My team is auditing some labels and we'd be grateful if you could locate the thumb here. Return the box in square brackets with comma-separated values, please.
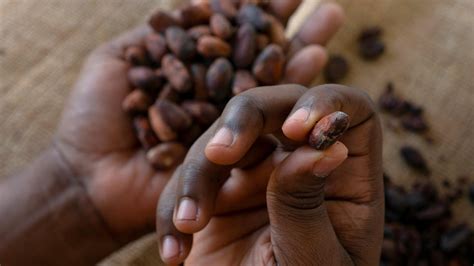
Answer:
[266, 143, 352, 266]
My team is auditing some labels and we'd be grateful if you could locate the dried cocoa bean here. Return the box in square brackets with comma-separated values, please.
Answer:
[237, 4, 270, 32]
[149, 99, 192, 141]
[256, 34, 270, 51]
[233, 23, 257, 68]
[149, 10, 180, 33]
[179, 3, 212, 28]
[146, 142, 187, 170]
[122, 89, 152, 113]
[232, 70, 257, 95]
[210, 0, 238, 19]
[165, 26, 196, 61]
[133, 116, 159, 149]
[324, 55, 349, 83]
[206, 58, 233, 102]
[358, 26, 383, 41]
[158, 83, 181, 102]
[252, 44, 285, 85]
[145, 33, 167, 64]
[161, 54, 193, 93]
[197, 35, 231, 58]
[124, 46, 148, 66]
[308, 111, 350, 150]
[400, 146, 429, 173]
[188, 25, 211, 40]
[181, 101, 220, 126]
[128, 66, 164, 93]
[401, 114, 428, 132]
[210, 14, 233, 39]
[358, 27, 385, 60]
[190, 64, 209, 100]
[267, 15, 288, 49]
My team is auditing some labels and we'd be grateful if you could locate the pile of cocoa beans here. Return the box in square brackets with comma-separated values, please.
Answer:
[122, 0, 294, 170]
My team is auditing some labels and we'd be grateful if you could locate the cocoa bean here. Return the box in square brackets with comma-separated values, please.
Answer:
[128, 66, 164, 93]
[197, 35, 231, 58]
[145, 33, 167, 64]
[233, 23, 257, 68]
[308, 111, 350, 150]
[256, 34, 270, 51]
[206, 58, 233, 102]
[324, 55, 349, 83]
[232, 70, 257, 95]
[267, 15, 288, 49]
[158, 83, 181, 102]
[149, 10, 180, 33]
[149, 99, 192, 141]
[161, 54, 193, 93]
[146, 142, 187, 170]
[400, 146, 429, 173]
[122, 89, 152, 113]
[165, 26, 196, 61]
[179, 3, 212, 28]
[124, 46, 148, 66]
[252, 44, 285, 85]
[133, 116, 159, 150]
[210, 14, 233, 39]
[237, 4, 270, 32]
[190, 64, 209, 100]
[188, 25, 211, 40]
[210, 0, 238, 19]
[181, 101, 220, 126]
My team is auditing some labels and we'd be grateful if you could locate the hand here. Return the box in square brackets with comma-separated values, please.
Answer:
[53, 26, 171, 242]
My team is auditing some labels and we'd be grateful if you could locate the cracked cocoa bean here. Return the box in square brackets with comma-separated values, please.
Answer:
[206, 58, 233, 102]
[145, 33, 167, 64]
[178, 3, 212, 28]
[210, 0, 238, 19]
[161, 54, 193, 93]
[124, 46, 148, 66]
[122, 89, 152, 113]
[133, 116, 159, 149]
[232, 70, 257, 95]
[197, 35, 232, 58]
[146, 142, 187, 170]
[190, 64, 209, 100]
[233, 23, 257, 68]
[128, 66, 164, 93]
[165, 26, 196, 61]
[252, 44, 285, 85]
[309, 111, 350, 150]
[188, 25, 211, 40]
[210, 13, 233, 40]
[149, 10, 180, 33]
[149, 99, 192, 141]
[181, 101, 220, 126]
[237, 4, 270, 31]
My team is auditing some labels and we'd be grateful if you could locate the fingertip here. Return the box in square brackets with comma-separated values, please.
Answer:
[159, 234, 192, 265]
[312, 141, 348, 177]
[282, 105, 323, 141]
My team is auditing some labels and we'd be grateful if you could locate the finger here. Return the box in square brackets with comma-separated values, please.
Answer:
[268, 0, 303, 25]
[205, 84, 307, 165]
[282, 44, 328, 86]
[267, 143, 352, 265]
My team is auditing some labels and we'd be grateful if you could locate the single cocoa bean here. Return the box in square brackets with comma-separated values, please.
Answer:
[188, 25, 211, 40]
[358, 27, 385, 61]
[133, 116, 159, 150]
[181, 101, 220, 126]
[233, 23, 257, 68]
[165, 26, 196, 61]
[128, 67, 164, 93]
[210, 14, 233, 39]
[149, 10, 180, 33]
[145, 33, 167, 64]
[206, 58, 233, 102]
[267, 15, 288, 49]
[197, 35, 231, 58]
[146, 142, 187, 170]
[149, 99, 192, 141]
[237, 4, 270, 32]
[308, 111, 350, 150]
[179, 3, 212, 28]
[256, 34, 270, 51]
[252, 44, 285, 85]
[122, 89, 152, 113]
[161, 54, 193, 93]
[210, 0, 238, 19]
[158, 83, 181, 102]
[179, 124, 204, 147]
[124, 46, 148, 66]
[190, 64, 209, 100]
[324, 55, 349, 83]
[232, 70, 257, 95]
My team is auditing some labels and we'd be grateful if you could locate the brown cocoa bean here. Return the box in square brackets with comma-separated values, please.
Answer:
[181, 101, 220, 126]
[161, 54, 193, 93]
[179, 124, 204, 147]
[210, 0, 238, 19]
[233, 23, 257, 68]
[232, 70, 257, 95]
[165, 26, 196, 61]
[206, 58, 233, 102]
[237, 4, 270, 32]
[124, 46, 148, 66]
[267, 15, 288, 49]
[145, 33, 167, 64]
[133, 116, 159, 150]
[308, 111, 350, 150]
[197, 35, 231, 58]
[149, 99, 192, 141]
[190, 64, 209, 100]
[158, 83, 181, 102]
[179, 3, 212, 28]
[188, 25, 212, 40]
[210, 14, 233, 40]
[146, 142, 187, 170]
[122, 89, 152, 113]
[128, 67, 164, 93]
[149, 10, 180, 33]
[252, 44, 285, 85]
[256, 34, 270, 51]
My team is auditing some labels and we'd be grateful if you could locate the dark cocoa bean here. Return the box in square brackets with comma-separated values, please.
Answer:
[210, 13, 233, 40]
[179, 3, 212, 28]
[210, 0, 238, 19]
[149, 10, 180, 33]
[237, 4, 270, 31]
[232, 70, 257, 95]
[188, 25, 211, 40]
[256, 34, 270, 51]
[161, 54, 193, 93]
[158, 83, 181, 102]
[133, 116, 159, 150]
[400, 146, 429, 173]
[401, 114, 428, 132]
[145, 33, 167, 64]
[309, 111, 350, 150]
[267, 15, 288, 49]
[124, 46, 148, 66]
[181, 101, 220, 126]
[358, 26, 383, 42]
[165, 26, 196, 61]
[197, 35, 231, 58]
[190, 64, 209, 100]
[149, 99, 192, 141]
[128, 66, 164, 93]
[252, 44, 285, 85]
[122, 89, 152, 113]
[146, 142, 187, 170]
[233, 23, 257, 68]
[359, 39, 385, 60]
[206, 57, 233, 102]
[324, 55, 349, 83]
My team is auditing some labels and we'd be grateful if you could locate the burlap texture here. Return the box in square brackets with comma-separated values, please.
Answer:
[1, 0, 473, 265]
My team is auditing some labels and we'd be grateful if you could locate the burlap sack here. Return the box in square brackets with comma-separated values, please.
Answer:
[1, 0, 473, 265]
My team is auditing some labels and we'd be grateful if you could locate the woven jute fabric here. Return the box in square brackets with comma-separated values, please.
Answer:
[1, 0, 473, 265]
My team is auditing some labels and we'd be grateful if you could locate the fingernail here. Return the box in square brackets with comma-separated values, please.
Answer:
[312, 142, 348, 176]
[208, 127, 234, 147]
[162, 235, 179, 259]
[177, 197, 198, 221]
[287, 108, 310, 122]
